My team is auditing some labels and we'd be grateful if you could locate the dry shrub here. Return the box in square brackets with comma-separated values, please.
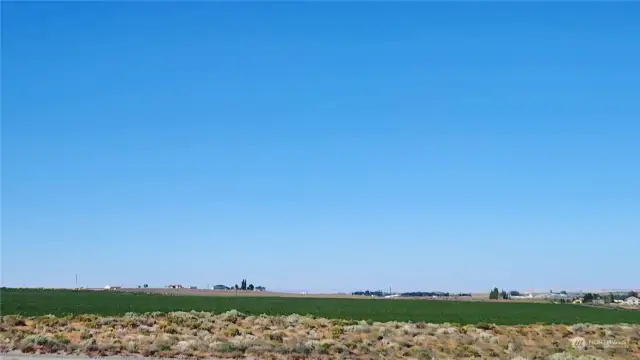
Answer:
[1, 310, 639, 359]
[2, 315, 27, 326]
[266, 331, 285, 342]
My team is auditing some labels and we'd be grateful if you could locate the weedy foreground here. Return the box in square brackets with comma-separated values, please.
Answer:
[1, 311, 639, 359]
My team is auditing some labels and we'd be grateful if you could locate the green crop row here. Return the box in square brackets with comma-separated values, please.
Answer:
[2, 288, 639, 325]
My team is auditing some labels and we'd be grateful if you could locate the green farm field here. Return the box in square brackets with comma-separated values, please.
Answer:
[2, 288, 639, 325]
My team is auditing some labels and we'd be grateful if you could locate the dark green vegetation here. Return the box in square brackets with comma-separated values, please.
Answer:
[2, 288, 639, 325]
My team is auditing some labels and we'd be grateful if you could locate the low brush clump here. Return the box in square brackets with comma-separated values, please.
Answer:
[0, 312, 638, 359]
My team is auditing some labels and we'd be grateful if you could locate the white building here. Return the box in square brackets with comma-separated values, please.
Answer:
[624, 296, 640, 305]
[511, 293, 534, 299]
[535, 293, 566, 300]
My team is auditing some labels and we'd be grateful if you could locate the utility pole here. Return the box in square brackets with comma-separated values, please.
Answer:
[75, 274, 78, 287]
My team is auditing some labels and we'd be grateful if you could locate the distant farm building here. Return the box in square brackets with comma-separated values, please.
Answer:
[511, 293, 534, 300]
[255, 286, 266, 291]
[534, 293, 567, 300]
[624, 296, 640, 306]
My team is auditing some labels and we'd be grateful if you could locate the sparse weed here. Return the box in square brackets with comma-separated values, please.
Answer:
[266, 331, 285, 342]
[223, 327, 240, 337]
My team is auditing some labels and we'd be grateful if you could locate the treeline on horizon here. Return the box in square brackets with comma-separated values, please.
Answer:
[351, 290, 472, 297]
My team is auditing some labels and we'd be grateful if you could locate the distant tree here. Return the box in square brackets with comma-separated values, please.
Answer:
[241, 279, 247, 290]
[500, 290, 509, 300]
[248, 284, 254, 291]
[509, 291, 521, 297]
[489, 287, 500, 300]
[628, 291, 638, 298]
[143, 284, 149, 288]
[583, 293, 594, 303]
[234, 284, 239, 290]
[609, 293, 615, 303]
[560, 291, 567, 295]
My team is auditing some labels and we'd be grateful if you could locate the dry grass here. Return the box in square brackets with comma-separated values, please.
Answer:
[1, 311, 638, 359]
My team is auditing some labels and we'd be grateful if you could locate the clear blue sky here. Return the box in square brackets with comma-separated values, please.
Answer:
[2, 3, 638, 294]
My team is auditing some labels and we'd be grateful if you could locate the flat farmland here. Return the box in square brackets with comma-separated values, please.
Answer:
[110, 288, 530, 302]
[114, 287, 365, 298]
[2, 288, 639, 325]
